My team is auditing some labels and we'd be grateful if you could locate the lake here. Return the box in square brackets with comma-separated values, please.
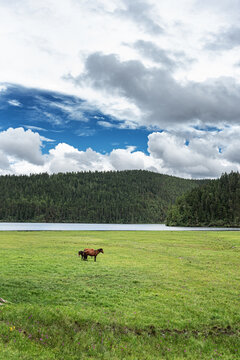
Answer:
[0, 222, 239, 231]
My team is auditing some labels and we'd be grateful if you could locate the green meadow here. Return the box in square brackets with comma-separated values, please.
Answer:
[0, 231, 240, 359]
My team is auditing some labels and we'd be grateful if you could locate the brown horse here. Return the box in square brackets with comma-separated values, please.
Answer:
[83, 248, 104, 262]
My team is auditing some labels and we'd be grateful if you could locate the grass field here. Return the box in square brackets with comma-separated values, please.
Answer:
[0, 230, 240, 359]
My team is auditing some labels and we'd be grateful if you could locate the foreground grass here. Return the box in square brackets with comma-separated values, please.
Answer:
[0, 231, 240, 359]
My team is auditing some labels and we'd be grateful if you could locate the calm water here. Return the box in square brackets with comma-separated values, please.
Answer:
[0, 222, 239, 231]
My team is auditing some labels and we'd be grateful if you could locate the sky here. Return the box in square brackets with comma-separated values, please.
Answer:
[0, 0, 240, 178]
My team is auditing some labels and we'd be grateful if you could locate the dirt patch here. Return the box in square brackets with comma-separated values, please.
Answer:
[73, 320, 238, 338]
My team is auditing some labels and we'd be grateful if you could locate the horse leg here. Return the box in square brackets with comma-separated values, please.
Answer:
[94, 255, 96, 262]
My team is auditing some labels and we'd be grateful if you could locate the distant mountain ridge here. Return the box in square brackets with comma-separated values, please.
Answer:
[166, 172, 240, 227]
[0, 170, 206, 223]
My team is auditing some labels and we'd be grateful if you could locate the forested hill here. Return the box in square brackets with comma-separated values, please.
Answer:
[166, 172, 240, 227]
[0, 170, 205, 223]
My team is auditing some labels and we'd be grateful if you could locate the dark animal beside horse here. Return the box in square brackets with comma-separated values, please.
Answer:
[83, 248, 104, 262]
[78, 250, 87, 260]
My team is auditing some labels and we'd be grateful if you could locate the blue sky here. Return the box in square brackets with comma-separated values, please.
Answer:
[0, 0, 240, 178]
[0, 84, 152, 155]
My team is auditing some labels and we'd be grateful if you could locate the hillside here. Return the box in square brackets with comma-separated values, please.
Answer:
[166, 172, 240, 227]
[0, 170, 205, 223]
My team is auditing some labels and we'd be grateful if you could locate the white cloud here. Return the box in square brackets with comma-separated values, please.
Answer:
[8, 99, 21, 107]
[70, 52, 240, 129]
[1, 126, 239, 178]
[0, 150, 10, 171]
[46, 143, 163, 174]
[0, 0, 239, 99]
[23, 125, 47, 131]
[109, 146, 159, 171]
[0, 84, 7, 92]
[42, 112, 63, 125]
[43, 129, 240, 177]
[97, 121, 115, 128]
[148, 128, 240, 178]
[75, 129, 96, 137]
[97, 120, 132, 129]
[47, 143, 113, 173]
[47, 101, 90, 122]
[1, 1, 240, 178]
[0, 127, 45, 167]
[39, 135, 55, 143]
[115, 0, 164, 35]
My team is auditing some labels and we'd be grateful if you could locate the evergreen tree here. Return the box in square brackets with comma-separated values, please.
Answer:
[0, 170, 204, 223]
[166, 172, 240, 227]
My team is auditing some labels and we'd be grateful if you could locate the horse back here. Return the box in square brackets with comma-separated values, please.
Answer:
[84, 248, 95, 256]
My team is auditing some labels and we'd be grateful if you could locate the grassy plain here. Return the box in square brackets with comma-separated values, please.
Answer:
[0, 230, 240, 359]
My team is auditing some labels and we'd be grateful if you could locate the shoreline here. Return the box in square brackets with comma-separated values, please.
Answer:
[0, 222, 239, 231]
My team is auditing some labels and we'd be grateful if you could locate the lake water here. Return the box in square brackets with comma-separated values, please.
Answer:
[0, 222, 239, 231]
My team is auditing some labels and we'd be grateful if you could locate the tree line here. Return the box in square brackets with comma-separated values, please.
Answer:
[166, 172, 240, 227]
[0, 170, 204, 223]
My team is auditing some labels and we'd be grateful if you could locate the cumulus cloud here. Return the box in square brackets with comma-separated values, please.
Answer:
[48, 144, 113, 173]
[148, 128, 240, 178]
[46, 144, 163, 174]
[148, 132, 219, 178]
[36, 127, 240, 178]
[0, 150, 10, 170]
[1, 126, 240, 178]
[0, 127, 45, 166]
[68, 52, 240, 128]
[1, 1, 240, 180]
[109, 146, 159, 171]
[0, 0, 239, 105]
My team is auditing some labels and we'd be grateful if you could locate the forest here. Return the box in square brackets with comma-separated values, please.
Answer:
[0, 170, 205, 223]
[166, 172, 240, 227]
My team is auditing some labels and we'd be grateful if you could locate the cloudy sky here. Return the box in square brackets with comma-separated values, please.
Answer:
[0, 0, 240, 178]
